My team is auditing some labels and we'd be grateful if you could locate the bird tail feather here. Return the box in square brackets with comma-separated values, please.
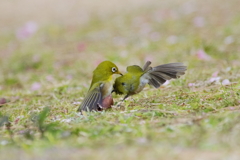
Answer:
[142, 61, 152, 72]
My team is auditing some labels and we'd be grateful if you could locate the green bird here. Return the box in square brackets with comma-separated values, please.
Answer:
[113, 61, 187, 100]
[77, 61, 122, 112]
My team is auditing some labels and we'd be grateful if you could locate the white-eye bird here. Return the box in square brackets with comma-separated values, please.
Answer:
[77, 61, 122, 112]
[113, 61, 187, 100]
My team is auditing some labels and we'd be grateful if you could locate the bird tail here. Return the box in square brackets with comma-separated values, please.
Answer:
[142, 61, 152, 72]
[143, 61, 187, 88]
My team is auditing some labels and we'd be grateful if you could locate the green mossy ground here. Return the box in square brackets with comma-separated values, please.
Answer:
[1, 0, 240, 159]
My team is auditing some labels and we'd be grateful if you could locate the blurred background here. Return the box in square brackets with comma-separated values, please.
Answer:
[1, 1, 240, 159]
[0, 0, 240, 91]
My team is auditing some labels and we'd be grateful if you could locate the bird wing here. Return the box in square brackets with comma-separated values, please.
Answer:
[142, 62, 187, 88]
[77, 83, 103, 112]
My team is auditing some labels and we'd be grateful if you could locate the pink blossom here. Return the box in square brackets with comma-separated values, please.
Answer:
[188, 83, 195, 87]
[212, 71, 219, 77]
[77, 42, 86, 52]
[46, 75, 54, 82]
[226, 107, 235, 111]
[209, 77, 221, 83]
[193, 16, 205, 27]
[222, 79, 230, 86]
[16, 21, 38, 40]
[31, 82, 41, 91]
[73, 102, 81, 105]
[196, 50, 211, 61]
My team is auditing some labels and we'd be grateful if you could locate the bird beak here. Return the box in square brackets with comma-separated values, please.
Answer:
[117, 71, 123, 76]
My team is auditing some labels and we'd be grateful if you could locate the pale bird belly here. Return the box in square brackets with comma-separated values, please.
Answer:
[134, 76, 148, 94]
[98, 82, 114, 110]
[101, 82, 113, 98]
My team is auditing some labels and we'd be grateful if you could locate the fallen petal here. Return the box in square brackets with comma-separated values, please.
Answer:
[16, 21, 38, 40]
[31, 82, 41, 91]
[46, 75, 54, 82]
[222, 79, 231, 85]
[196, 49, 212, 61]
[209, 77, 221, 83]
[212, 71, 219, 77]
[193, 16, 205, 27]
[188, 83, 195, 87]
[73, 102, 81, 105]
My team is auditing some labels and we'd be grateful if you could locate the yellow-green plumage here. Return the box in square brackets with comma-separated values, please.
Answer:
[77, 61, 122, 112]
[113, 61, 187, 100]
[113, 65, 144, 97]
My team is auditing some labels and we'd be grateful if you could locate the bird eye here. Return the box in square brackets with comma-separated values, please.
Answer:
[121, 82, 125, 86]
[112, 67, 117, 73]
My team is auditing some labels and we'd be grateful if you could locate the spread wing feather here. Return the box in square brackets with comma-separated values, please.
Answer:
[144, 62, 187, 88]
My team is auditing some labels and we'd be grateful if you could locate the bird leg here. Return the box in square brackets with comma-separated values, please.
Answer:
[115, 95, 129, 108]
[122, 94, 129, 101]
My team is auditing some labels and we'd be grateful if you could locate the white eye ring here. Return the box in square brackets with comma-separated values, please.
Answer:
[112, 67, 117, 72]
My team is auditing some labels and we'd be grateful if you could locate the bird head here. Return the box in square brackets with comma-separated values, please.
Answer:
[113, 76, 127, 95]
[94, 61, 122, 77]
